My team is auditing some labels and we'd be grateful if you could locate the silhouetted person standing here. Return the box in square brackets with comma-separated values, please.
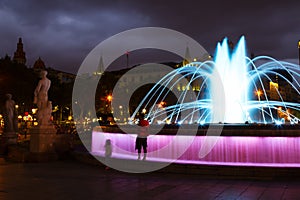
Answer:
[104, 139, 112, 170]
[135, 114, 149, 160]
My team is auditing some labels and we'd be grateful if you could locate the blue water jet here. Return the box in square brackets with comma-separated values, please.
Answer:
[131, 36, 300, 124]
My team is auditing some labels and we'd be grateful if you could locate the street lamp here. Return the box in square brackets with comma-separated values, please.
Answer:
[256, 90, 262, 122]
[31, 108, 38, 126]
[106, 95, 112, 115]
[256, 90, 262, 101]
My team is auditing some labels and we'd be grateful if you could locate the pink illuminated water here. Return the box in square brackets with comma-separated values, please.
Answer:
[92, 131, 300, 167]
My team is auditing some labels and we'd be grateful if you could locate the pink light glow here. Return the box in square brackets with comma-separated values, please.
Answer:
[92, 131, 300, 167]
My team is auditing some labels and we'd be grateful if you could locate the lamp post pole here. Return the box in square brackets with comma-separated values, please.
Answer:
[256, 90, 262, 122]
[298, 40, 300, 66]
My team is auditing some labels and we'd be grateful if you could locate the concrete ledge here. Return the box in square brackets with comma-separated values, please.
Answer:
[96, 124, 300, 136]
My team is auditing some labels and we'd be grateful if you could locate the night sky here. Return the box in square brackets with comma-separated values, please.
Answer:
[0, 0, 299, 73]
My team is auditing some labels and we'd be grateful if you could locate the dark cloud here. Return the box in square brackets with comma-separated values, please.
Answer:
[0, 0, 299, 73]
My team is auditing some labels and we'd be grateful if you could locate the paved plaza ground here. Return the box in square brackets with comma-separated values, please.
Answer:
[1, 158, 300, 200]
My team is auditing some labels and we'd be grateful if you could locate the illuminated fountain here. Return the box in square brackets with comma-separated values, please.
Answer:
[130, 36, 300, 124]
[92, 36, 300, 171]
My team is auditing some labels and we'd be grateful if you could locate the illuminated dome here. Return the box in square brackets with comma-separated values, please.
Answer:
[33, 57, 46, 70]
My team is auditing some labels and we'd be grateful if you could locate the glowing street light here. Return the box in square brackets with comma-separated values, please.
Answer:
[32, 108, 38, 114]
[158, 101, 166, 108]
[68, 115, 72, 121]
[256, 90, 262, 101]
[107, 95, 112, 102]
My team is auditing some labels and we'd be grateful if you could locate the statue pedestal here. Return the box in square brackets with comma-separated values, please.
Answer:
[29, 125, 58, 161]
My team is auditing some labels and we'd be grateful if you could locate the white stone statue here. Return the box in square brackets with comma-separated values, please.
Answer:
[3, 93, 18, 133]
[33, 70, 52, 126]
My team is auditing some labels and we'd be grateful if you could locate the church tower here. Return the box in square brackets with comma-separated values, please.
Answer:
[94, 55, 104, 75]
[13, 37, 26, 65]
[182, 46, 192, 66]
